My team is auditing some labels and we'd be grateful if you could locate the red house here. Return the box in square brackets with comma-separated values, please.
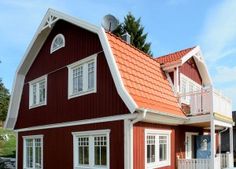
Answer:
[5, 9, 234, 169]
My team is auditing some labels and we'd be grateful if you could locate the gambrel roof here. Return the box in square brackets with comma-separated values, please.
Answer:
[5, 9, 189, 129]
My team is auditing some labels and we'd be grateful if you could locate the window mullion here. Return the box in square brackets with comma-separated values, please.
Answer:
[89, 136, 94, 167]
[83, 63, 88, 91]
[156, 135, 159, 164]
[33, 139, 35, 168]
[36, 83, 39, 105]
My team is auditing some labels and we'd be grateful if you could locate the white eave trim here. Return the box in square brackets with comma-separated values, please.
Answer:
[98, 28, 137, 113]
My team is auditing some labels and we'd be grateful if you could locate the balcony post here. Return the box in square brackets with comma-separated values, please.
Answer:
[229, 126, 234, 167]
[211, 118, 215, 169]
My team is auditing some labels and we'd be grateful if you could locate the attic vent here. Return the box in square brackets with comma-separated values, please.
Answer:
[121, 32, 131, 44]
[50, 34, 65, 53]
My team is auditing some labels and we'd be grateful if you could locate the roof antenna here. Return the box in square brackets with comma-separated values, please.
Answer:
[101, 14, 119, 32]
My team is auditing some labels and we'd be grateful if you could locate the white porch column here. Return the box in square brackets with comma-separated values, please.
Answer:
[211, 118, 215, 169]
[174, 67, 179, 93]
[229, 126, 234, 167]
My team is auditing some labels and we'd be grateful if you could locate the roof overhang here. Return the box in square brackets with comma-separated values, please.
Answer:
[161, 46, 212, 86]
[5, 9, 138, 129]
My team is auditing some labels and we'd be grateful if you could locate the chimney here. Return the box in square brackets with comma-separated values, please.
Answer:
[121, 32, 131, 44]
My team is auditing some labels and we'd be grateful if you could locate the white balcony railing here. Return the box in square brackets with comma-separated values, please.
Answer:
[178, 86, 232, 117]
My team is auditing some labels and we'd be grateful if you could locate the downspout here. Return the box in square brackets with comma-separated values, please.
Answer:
[126, 109, 147, 169]
[218, 127, 228, 154]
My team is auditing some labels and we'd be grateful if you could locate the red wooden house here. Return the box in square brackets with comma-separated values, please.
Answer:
[5, 9, 234, 169]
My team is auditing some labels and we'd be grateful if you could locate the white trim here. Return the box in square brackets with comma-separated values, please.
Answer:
[6, 9, 138, 129]
[23, 135, 44, 169]
[50, 33, 65, 53]
[15, 113, 138, 132]
[124, 119, 132, 169]
[184, 114, 211, 124]
[67, 54, 97, 99]
[185, 132, 199, 159]
[214, 119, 233, 128]
[98, 28, 137, 113]
[72, 129, 110, 169]
[145, 129, 171, 169]
[29, 75, 47, 109]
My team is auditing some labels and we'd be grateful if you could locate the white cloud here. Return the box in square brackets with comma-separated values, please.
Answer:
[213, 66, 236, 84]
[199, 0, 236, 62]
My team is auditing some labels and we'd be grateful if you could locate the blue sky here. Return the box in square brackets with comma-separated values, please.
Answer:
[0, 0, 236, 109]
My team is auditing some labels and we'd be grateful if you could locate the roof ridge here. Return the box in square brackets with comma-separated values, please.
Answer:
[156, 46, 195, 60]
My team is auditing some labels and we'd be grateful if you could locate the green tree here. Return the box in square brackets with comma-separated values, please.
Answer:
[0, 79, 10, 121]
[113, 12, 152, 56]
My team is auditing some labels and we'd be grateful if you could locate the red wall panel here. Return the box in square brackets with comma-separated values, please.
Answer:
[133, 122, 203, 169]
[15, 21, 129, 129]
[17, 121, 124, 169]
[180, 58, 202, 85]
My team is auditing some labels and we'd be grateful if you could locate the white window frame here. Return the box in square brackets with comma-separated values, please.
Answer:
[180, 73, 202, 104]
[67, 54, 97, 99]
[145, 129, 171, 169]
[72, 129, 110, 169]
[23, 135, 44, 169]
[29, 75, 47, 109]
[50, 34, 65, 53]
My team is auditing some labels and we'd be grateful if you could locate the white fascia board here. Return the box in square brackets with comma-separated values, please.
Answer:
[184, 114, 211, 124]
[98, 28, 137, 113]
[15, 113, 138, 132]
[181, 46, 212, 86]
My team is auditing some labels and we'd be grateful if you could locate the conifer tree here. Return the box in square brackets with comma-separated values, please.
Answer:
[0, 79, 10, 121]
[113, 12, 152, 56]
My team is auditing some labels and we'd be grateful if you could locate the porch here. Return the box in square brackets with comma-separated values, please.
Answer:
[178, 86, 234, 169]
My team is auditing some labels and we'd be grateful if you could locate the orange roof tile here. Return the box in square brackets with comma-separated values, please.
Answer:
[155, 47, 194, 64]
[106, 32, 185, 117]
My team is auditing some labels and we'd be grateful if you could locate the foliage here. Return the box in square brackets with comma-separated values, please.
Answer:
[0, 128, 16, 158]
[0, 79, 10, 122]
[113, 12, 152, 56]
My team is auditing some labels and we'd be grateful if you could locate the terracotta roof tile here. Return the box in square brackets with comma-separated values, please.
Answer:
[106, 32, 185, 117]
[155, 47, 195, 64]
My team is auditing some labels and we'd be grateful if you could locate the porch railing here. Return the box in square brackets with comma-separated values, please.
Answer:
[178, 158, 210, 169]
[178, 86, 232, 117]
[178, 153, 232, 169]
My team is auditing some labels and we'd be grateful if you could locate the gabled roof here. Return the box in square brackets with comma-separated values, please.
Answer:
[156, 47, 195, 64]
[106, 33, 185, 117]
[5, 9, 186, 129]
[155, 46, 212, 86]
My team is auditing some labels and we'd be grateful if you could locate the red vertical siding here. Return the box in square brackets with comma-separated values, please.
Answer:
[15, 21, 129, 129]
[133, 122, 204, 169]
[17, 121, 124, 169]
[179, 58, 202, 85]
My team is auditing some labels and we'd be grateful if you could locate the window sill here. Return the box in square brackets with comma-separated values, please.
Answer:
[68, 89, 96, 99]
[29, 102, 46, 109]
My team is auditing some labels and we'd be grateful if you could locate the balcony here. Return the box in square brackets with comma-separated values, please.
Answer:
[178, 86, 232, 118]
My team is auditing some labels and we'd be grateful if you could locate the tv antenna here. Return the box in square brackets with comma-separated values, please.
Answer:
[101, 14, 119, 32]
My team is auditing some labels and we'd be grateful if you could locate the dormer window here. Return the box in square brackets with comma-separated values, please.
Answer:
[50, 34, 65, 53]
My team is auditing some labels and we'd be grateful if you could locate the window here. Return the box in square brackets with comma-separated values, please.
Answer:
[68, 54, 97, 99]
[50, 34, 65, 53]
[72, 130, 110, 169]
[23, 135, 43, 169]
[29, 75, 47, 108]
[145, 129, 171, 168]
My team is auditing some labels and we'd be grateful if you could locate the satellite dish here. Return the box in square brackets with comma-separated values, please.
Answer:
[102, 14, 119, 32]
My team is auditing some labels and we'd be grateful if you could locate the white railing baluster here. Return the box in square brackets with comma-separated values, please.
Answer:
[178, 87, 232, 117]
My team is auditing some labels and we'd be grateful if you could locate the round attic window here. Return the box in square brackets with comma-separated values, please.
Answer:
[50, 34, 65, 53]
